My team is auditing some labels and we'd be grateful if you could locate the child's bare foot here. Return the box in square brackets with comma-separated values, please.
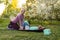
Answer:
[38, 25, 45, 30]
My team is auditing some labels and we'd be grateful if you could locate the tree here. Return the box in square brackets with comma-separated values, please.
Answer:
[36, 0, 59, 20]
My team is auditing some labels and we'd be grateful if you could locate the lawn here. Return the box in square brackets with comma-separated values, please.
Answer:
[0, 18, 60, 40]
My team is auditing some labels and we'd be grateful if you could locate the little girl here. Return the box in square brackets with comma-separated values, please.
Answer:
[8, 8, 25, 30]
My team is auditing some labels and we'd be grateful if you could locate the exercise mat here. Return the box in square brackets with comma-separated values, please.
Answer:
[19, 30, 43, 32]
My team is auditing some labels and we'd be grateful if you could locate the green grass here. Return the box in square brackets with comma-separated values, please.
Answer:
[0, 18, 60, 40]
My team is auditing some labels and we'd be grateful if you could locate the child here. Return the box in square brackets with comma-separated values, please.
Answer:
[8, 8, 25, 30]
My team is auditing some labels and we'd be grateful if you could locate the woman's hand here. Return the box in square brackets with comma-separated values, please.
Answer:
[19, 26, 23, 30]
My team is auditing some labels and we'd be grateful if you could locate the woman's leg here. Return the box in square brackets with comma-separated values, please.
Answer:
[8, 22, 20, 30]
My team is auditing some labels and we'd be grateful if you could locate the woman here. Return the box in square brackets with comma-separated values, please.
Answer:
[8, 8, 25, 30]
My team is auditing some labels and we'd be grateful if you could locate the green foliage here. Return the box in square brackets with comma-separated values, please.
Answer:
[1, 0, 60, 23]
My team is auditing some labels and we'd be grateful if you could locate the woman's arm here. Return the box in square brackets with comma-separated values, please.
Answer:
[17, 14, 24, 30]
[19, 20, 24, 30]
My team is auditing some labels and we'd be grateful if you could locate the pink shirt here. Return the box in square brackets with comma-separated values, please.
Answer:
[12, 13, 24, 26]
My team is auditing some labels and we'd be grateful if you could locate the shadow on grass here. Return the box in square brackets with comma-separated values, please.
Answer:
[0, 28, 43, 33]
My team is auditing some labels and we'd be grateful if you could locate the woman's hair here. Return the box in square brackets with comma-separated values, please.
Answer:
[20, 8, 25, 14]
